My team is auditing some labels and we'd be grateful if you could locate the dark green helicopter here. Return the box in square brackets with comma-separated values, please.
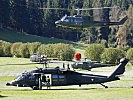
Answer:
[71, 58, 115, 71]
[40, 7, 128, 29]
[71, 53, 115, 71]
[55, 14, 127, 29]
[6, 58, 129, 90]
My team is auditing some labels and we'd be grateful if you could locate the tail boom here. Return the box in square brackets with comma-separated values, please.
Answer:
[108, 58, 129, 79]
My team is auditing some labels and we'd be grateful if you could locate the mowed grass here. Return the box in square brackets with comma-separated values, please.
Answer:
[1, 88, 133, 100]
[0, 57, 133, 100]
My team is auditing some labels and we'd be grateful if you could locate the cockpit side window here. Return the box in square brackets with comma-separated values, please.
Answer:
[63, 18, 69, 22]
[74, 18, 82, 22]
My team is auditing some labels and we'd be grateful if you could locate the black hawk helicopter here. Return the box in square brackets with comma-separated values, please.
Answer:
[6, 58, 129, 90]
[40, 7, 128, 29]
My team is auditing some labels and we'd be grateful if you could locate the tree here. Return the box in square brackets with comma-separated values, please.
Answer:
[0, 0, 10, 28]
[85, 44, 104, 61]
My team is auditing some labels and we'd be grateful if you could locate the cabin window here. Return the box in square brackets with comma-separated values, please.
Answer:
[59, 75, 65, 81]
[74, 18, 82, 22]
[52, 74, 58, 81]
[52, 74, 65, 82]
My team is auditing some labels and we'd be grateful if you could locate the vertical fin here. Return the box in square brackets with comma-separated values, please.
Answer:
[108, 58, 129, 78]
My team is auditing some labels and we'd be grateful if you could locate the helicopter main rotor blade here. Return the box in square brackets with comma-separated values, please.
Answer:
[40, 6, 119, 11]
[75, 6, 119, 11]
[0, 61, 73, 66]
[39, 8, 70, 11]
[0, 62, 43, 66]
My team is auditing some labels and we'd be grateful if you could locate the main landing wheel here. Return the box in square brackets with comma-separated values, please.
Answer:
[32, 86, 39, 90]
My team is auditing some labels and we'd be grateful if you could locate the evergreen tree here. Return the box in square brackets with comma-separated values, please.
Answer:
[0, 0, 10, 28]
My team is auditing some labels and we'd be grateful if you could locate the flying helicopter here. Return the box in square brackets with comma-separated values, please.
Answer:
[71, 53, 115, 71]
[6, 58, 129, 90]
[40, 7, 128, 29]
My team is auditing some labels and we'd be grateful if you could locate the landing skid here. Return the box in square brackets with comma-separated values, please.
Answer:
[100, 83, 108, 88]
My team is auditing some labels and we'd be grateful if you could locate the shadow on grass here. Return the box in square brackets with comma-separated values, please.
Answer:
[42, 88, 97, 91]
[0, 95, 8, 98]
[4, 88, 98, 91]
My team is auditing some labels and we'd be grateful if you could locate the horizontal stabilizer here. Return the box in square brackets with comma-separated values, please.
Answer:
[119, 16, 128, 25]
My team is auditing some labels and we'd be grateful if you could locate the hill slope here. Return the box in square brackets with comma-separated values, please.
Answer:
[0, 28, 73, 44]
[0, 28, 87, 49]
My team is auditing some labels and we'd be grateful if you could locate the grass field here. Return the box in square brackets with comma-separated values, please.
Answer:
[0, 57, 133, 100]
[0, 28, 71, 44]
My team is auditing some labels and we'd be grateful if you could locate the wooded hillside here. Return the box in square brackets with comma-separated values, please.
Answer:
[0, 0, 132, 47]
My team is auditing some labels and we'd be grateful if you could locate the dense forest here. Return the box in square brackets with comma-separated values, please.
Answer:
[0, 0, 133, 47]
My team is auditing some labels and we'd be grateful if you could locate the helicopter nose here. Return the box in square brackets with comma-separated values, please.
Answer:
[6, 80, 17, 86]
[6, 82, 11, 86]
[55, 20, 61, 25]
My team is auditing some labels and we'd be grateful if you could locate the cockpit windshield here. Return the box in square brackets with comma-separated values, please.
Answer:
[16, 74, 25, 81]
[61, 15, 67, 21]
[16, 72, 34, 81]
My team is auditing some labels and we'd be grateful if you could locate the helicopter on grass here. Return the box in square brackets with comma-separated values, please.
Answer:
[71, 53, 115, 71]
[40, 7, 128, 29]
[29, 53, 115, 71]
[30, 53, 58, 63]
[6, 58, 129, 90]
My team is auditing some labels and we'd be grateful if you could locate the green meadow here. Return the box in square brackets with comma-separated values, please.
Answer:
[0, 57, 133, 100]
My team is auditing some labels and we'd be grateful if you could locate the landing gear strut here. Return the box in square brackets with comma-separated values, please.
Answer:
[100, 83, 108, 88]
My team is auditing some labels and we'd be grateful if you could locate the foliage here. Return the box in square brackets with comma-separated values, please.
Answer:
[11, 42, 23, 57]
[38, 43, 75, 60]
[19, 43, 30, 58]
[0, 0, 132, 44]
[126, 48, 133, 60]
[38, 44, 54, 57]
[1, 41, 12, 56]
[85, 44, 104, 61]
[28, 42, 41, 55]
[53, 43, 75, 61]
[108, 43, 116, 48]
[0, 40, 12, 57]
[0, 41, 4, 56]
[101, 48, 125, 64]
[100, 40, 108, 48]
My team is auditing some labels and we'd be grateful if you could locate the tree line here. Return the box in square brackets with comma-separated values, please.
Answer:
[0, 40, 133, 64]
[0, 0, 132, 47]
[0, 40, 75, 61]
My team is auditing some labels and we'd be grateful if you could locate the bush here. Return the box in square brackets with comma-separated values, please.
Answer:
[11, 42, 23, 57]
[108, 43, 116, 48]
[19, 43, 30, 58]
[0, 45, 3, 56]
[54, 43, 75, 61]
[0, 40, 12, 57]
[126, 48, 133, 60]
[118, 46, 130, 52]
[38, 44, 54, 57]
[1, 41, 12, 57]
[28, 42, 41, 55]
[101, 48, 125, 64]
[85, 44, 104, 61]
[38, 43, 75, 61]
[0, 40, 4, 56]
[100, 40, 108, 48]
